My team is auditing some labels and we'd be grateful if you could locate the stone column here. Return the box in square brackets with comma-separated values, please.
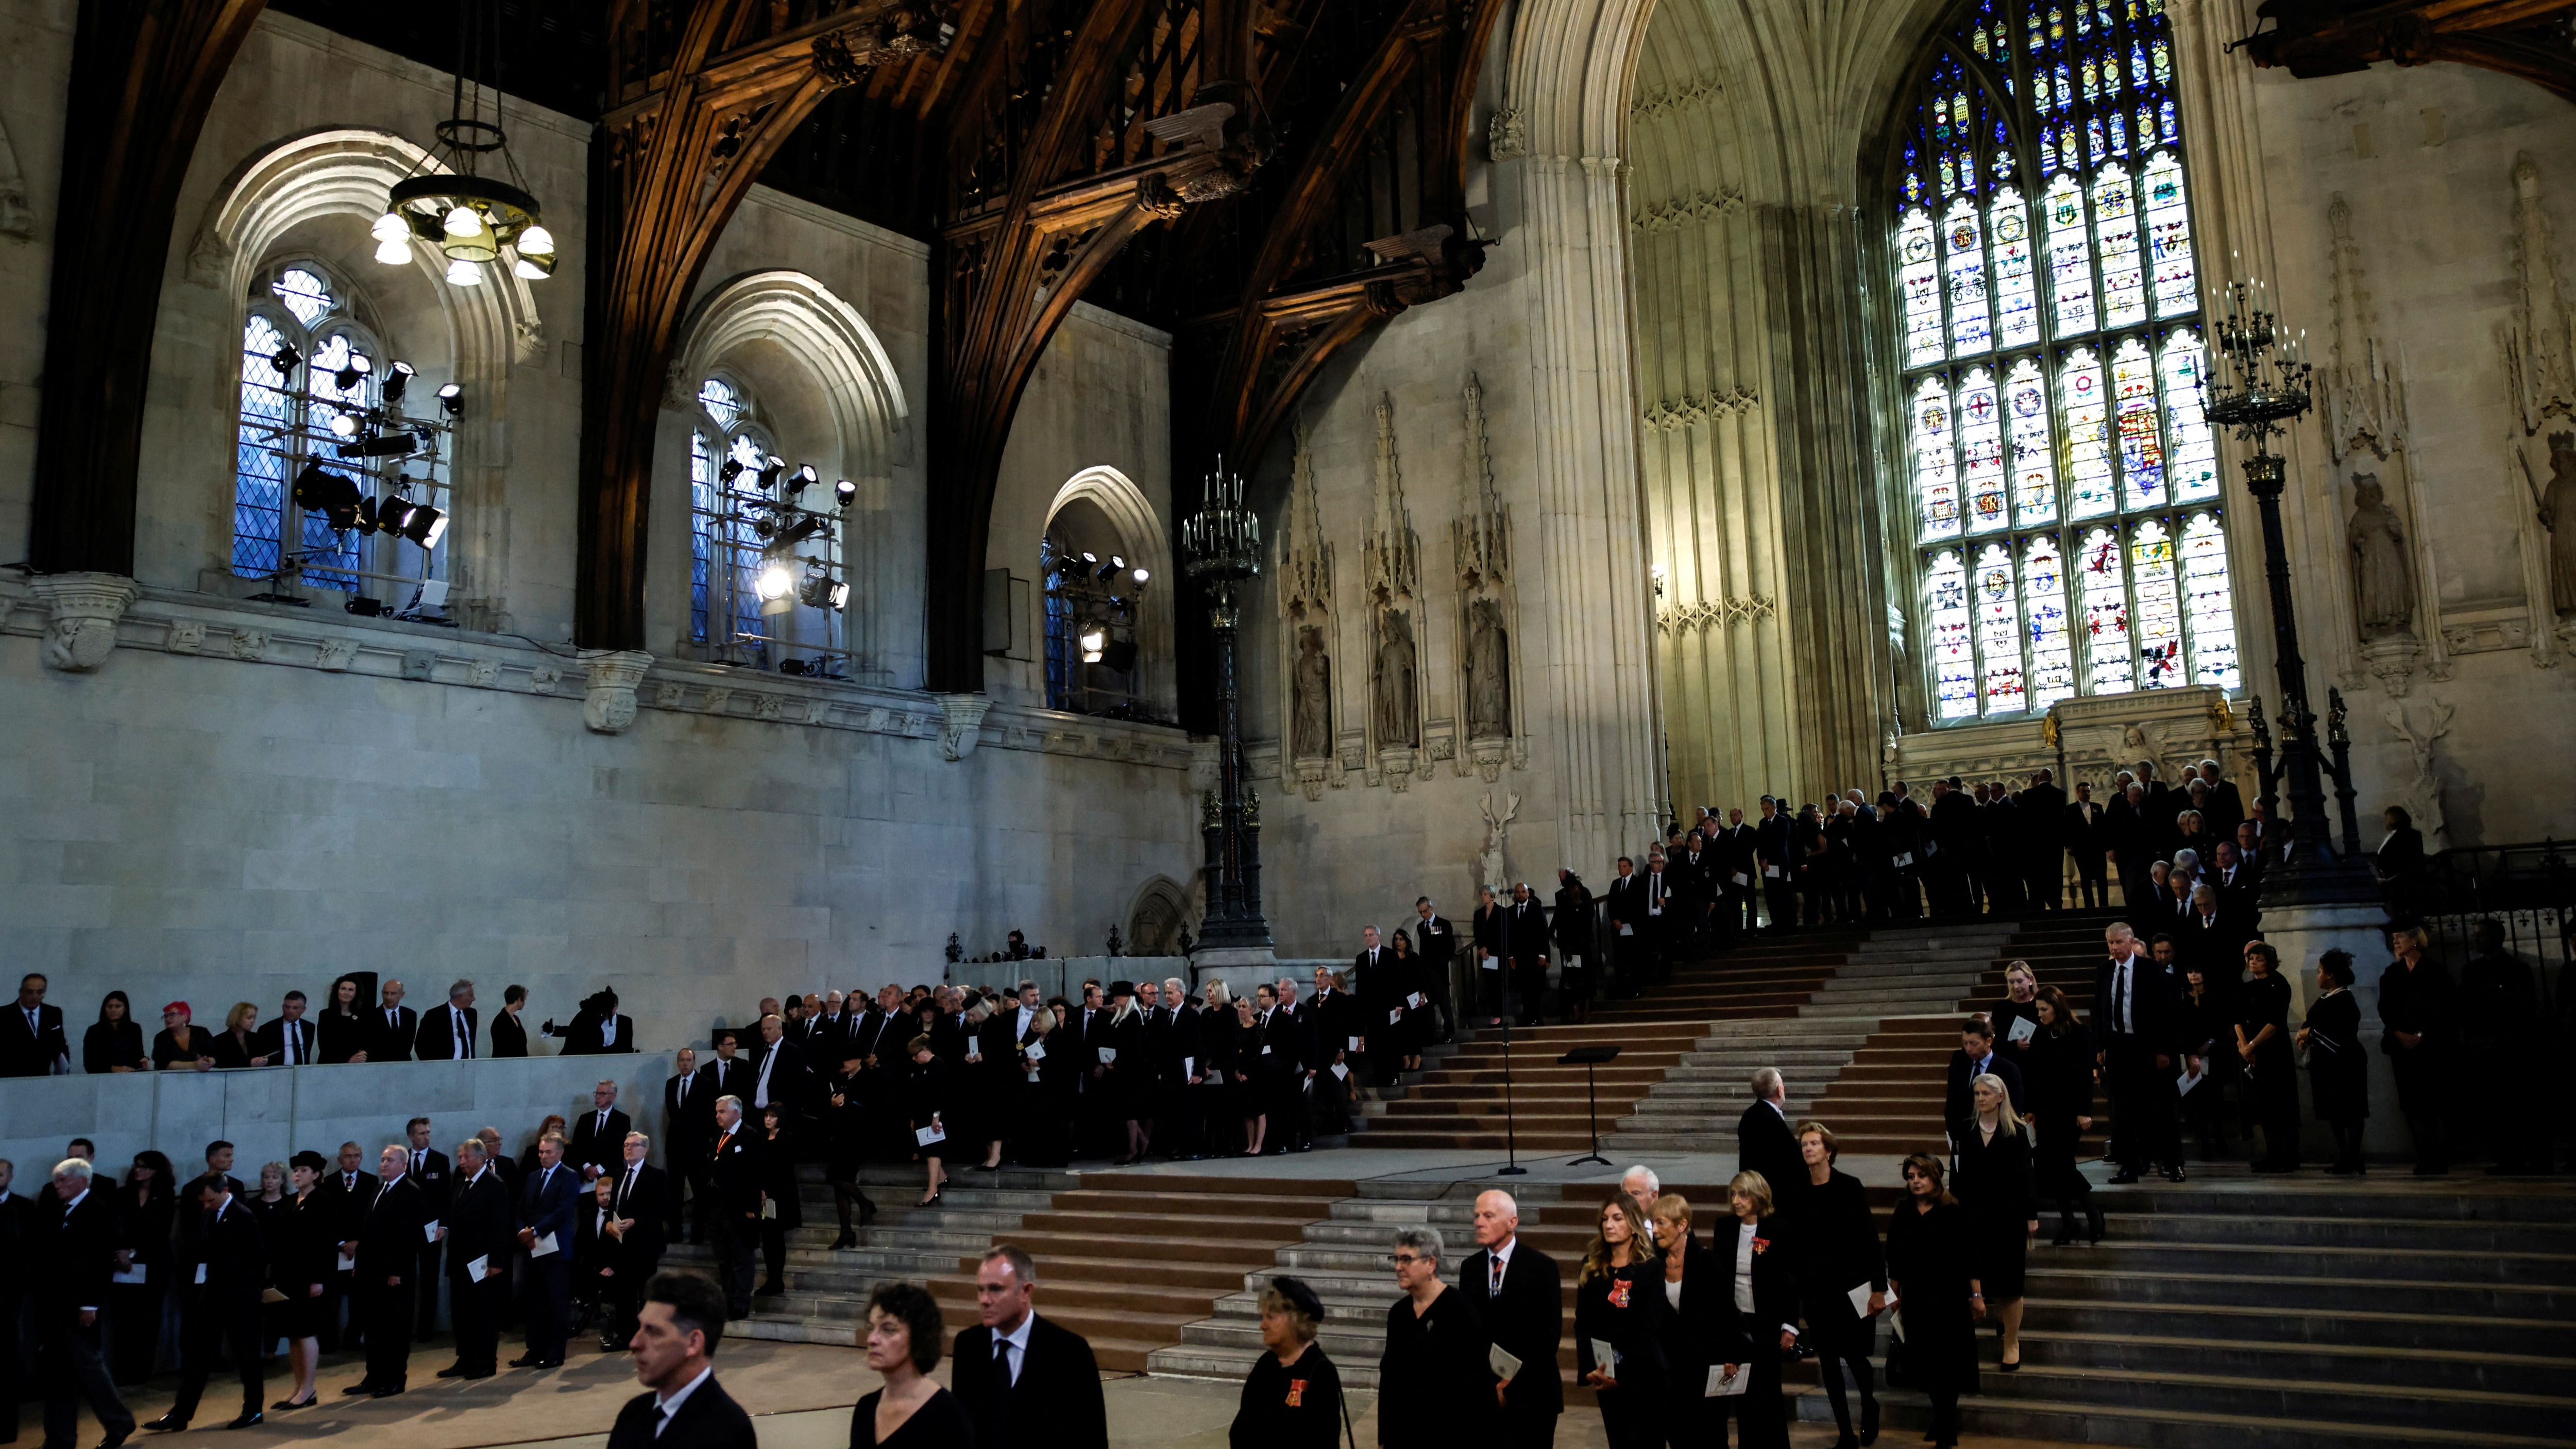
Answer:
[579, 649, 654, 734]
[29, 572, 141, 672]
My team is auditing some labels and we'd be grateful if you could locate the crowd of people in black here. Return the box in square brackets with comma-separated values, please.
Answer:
[0, 975, 642, 1078]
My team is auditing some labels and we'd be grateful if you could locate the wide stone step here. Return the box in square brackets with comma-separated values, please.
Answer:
[2023, 1264, 2576, 1318]
[1972, 1361, 2575, 1438]
[2020, 1329, 2576, 1398]
[2022, 1296, 2576, 1357]
[1803, 1378, 2574, 1447]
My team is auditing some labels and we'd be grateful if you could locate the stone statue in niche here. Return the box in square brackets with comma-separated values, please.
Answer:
[1464, 596, 1511, 740]
[1291, 625, 1332, 760]
[1373, 608, 1419, 748]
[2540, 432, 2576, 618]
[2345, 474, 2415, 641]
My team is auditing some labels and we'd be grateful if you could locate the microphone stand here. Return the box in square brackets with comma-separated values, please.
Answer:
[1496, 1014, 1526, 1175]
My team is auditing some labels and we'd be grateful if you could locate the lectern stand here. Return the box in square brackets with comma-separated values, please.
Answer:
[1557, 1045, 1621, 1168]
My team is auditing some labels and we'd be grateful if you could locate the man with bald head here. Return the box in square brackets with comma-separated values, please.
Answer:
[1458, 1189, 1561, 1446]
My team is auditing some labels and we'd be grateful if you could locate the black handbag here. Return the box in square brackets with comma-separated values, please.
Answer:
[1882, 1317, 1915, 1389]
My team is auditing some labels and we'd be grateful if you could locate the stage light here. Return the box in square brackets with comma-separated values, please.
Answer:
[773, 515, 827, 549]
[1095, 560, 1120, 582]
[376, 492, 416, 536]
[1079, 624, 1107, 663]
[333, 353, 372, 391]
[437, 384, 464, 417]
[1132, 566, 1149, 584]
[445, 258, 483, 286]
[375, 237, 411, 266]
[757, 560, 794, 600]
[371, 212, 410, 242]
[292, 464, 363, 531]
[270, 342, 302, 377]
[328, 414, 360, 439]
[797, 570, 849, 610]
[1111, 555, 1125, 568]
[1081, 552, 1097, 564]
[834, 478, 856, 508]
[784, 464, 818, 498]
[718, 458, 743, 484]
[401, 502, 447, 549]
[383, 361, 415, 404]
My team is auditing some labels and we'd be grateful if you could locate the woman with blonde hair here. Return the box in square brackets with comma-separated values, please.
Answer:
[1647, 1194, 1732, 1449]
[1575, 1195, 1668, 1449]
[210, 1002, 269, 1069]
[1991, 961, 2042, 1058]
[1231, 993, 1268, 1157]
[1951, 1071, 2037, 1371]
[1710, 1173, 1795, 1448]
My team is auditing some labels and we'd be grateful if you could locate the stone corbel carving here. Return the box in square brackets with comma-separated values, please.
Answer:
[1487, 107, 1526, 162]
[1378, 746, 1417, 791]
[316, 639, 359, 672]
[935, 693, 992, 761]
[29, 572, 139, 672]
[579, 649, 653, 734]
[1467, 735, 1510, 784]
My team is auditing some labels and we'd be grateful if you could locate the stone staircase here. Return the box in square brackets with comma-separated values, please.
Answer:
[1812, 1179, 2576, 1449]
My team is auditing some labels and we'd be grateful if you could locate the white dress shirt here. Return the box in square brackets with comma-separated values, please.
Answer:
[651, 1364, 714, 1437]
[992, 1310, 1037, 1387]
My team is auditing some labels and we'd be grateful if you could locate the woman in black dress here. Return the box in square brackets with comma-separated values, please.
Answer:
[1472, 885, 1507, 1026]
[1575, 1194, 1668, 1449]
[823, 1053, 878, 1247]
[1387, 932, 1428, 1072]
[1198, 983, 1240, 1155]
[1886, 1155, 1980, 1448]
[1711, 1173, 1797, 1449]
[317, 976, 369, 1064]
[969, 999, 1018, 1173]
[851, 1282, 972, 1448]
[2237, 940, 2301, 1172]
[1784, 1124, 1883, 1449]
[1553, 872, 1596, 1023]
[84, 991, 145, 1073]
[1950, 1072, 2035, 1370]
[1101, 988, 1149, 1164]
[151, 1001, 214, 1072]
[904, 1035, 951, 1205]
[270, 1150, 333, 1410]
[489, 984, 530, 1057]
[209, 1002, 268, 1069]
[2297, 949, 2369, 1174]
[2173, 960, 2236, 1161]
[1378, 1226, 1493, 1446]
[2025, 986, 2104, 1245]
[1231, 995, 1268, 1157]
[755, 1103, 802, 1295]
[1010, 1007, 1067, 1168]
[1230, 1277, 1343, 1449]
[109, 1151, 175, 1386]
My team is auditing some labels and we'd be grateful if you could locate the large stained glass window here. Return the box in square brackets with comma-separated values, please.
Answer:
[1890, 0, 2240, 721]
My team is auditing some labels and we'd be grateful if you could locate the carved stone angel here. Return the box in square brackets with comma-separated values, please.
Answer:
[2346, 474, 2415, 641]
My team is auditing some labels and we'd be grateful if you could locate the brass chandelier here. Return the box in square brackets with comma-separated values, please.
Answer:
[373, 0, 554, 288]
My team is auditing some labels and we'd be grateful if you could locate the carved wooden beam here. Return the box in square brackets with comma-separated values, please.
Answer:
[2235, 0, 2576, 102]
[27, 0, 270, 576]
[575, 0, 948, 651]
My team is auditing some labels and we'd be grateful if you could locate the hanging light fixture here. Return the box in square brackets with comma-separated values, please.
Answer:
[376, 0, 555, 284]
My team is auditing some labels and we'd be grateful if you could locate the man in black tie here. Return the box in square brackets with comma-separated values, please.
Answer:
[2018, 768, 2068, 909]
[1412, 897, 1457, 1043]
[437, 1138, 512, 1380]
[145, 1176, 266, 1432]
[1735, 1068, 1802, 1197]
[404, 1118, 452, 1342]
[415, 980, 478, 1062]
[2194, 759, 2246, 839]
[326, 1141, 377, 1352]
[369, 980, 418, 1064]
[513, 1134, 580, 1369]
[556, 988, 638, 1055]
[1755, 796, 1799, 932]
[35, 1157, 134, 1449]
[590, 1134, 669, 1350]
[347, 1144, 426, 1397]
[569, 1081, 635, 1181]
[604, 1274, 756, 1449]
[745, 1017, 809, 1132]
[1603, 858, 1647, 1000]
[2064, 781, 2111, 908]
[662, 1048, 707, 1241]
[2, 974, 69, 1077]
[946, 1245, 1107, 1449]
[1458, 1190, 1558, 1449]
[256, 991, 316, 1067]
[1506, 883, 1550, 1027]
[2094, 922, 2184, 1183]
[704, 1099, 760, 1320]
[1943, 1018, 2028, 1146]
[1636, 856, 1673, 989]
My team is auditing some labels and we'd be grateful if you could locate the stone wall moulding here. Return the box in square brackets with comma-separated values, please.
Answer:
[936, 693, 994, 761]
[1893, 686, 2255, 801]
[29, 572, 141, 672]
[1641, 387, 1761, 433]
[0, 112, 33, 240]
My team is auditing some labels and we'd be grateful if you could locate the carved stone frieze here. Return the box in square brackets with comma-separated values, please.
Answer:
[1631, 189, 1744, 234]
[1642, 388, 1761, 432]
[1657, 594, 1777, 635]
[580, 649, 652, 733]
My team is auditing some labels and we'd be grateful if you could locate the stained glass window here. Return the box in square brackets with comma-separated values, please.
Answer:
[1888, 0, 2239, 719]
[689, 376, 849, 674]
[231, 262, 449, 608]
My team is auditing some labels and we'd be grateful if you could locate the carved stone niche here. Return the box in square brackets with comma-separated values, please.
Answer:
[29, 572, 139, 672]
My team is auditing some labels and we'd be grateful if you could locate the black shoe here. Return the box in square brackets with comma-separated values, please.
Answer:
[341, 1383, 378, 1396]
[141, 1417, 185, 1435]
[507, 1355, 541, 1368]
[370, 1387, 403, 1400]
[459, 1368, 496, 1380]
[2108, 1168, 2140, 1184]
[101, 1435, 134, 1449]
[2086, 1204, 2106, 1243]
[223, 1415, 262, 1431]
[756, 1280, 786, 1296]
[828, 1231, 857, 1250]
[1861, 1399, 1880, 1445]
[2164, 1165, 2187, 1183]
[436, 1363, 470, 1378]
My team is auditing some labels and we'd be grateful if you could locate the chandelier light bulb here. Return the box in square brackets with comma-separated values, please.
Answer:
[371, 211, 410, 242]
[513, 257, 549, 280]
[375, 237, 411, 265]
[517, 224, 555, 256]
[445, 258, 483, 287]
[443, 205, 482, 237]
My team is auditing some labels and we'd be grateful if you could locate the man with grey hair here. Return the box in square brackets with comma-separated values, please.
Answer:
[952, 1244, 1106, 1449]
[37, 1156, 134, 1446]
[1737, 1068, 1800, 1198]
[417, 979, 478, 1060]
[1461, 1189, 1560, 1443]
[1619, 1166, 1662, 1241]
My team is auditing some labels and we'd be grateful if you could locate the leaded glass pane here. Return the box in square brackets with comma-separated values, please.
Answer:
[1913, 375, 1960, 542]
[2023, 533, 2076, 709]
[1927, 550, 1976, 720]
[2111, 338, 2164, 511]
[2078, 525, 2133, 693]
[689, 432, 714, 644]
[273, 268, 333, 328]
[1944, 197, 1991, 357]
[1899, 209, 1945, 366]
[1989, 187, 2040, 349]
[233, 313, 289, 577]
[2006, 357, 2057, 526]
[2043, 175, 2094, 337]
[2141, 151, 2196, 318]
[699, 378, 741, 431]
[2181, 512, 2241, 689]
[2161, 330, 2219, 502]
[2061, 347, 2115, 519]
[2130, 518, 2183, 688]
[1975, 542, 2025, 713]
[2092, 164, 2145, 328]
[1958, 368, 2008, 534]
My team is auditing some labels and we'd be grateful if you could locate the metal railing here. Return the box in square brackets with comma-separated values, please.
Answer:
[2415, 840, 2572, 1019]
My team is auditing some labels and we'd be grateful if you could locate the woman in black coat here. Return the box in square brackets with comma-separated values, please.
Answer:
[2237, 940, 2301, 1172]
[903, 1036, 951, 1206]
[269, 1151, 334, 1410]
[2025, 985, 2103, 1244]
[149, 1002, 214, 1072]
[2174, 959, 2236, 1160]
[109, 1151, 176, 1386]
[1885, 1154, 1980, 1449]
[822, 1053, 879, 1244]
[84, 991, 146, 1073]
[1471, 885, 1508, 1026]
[969, 1004, 1019, 1173]
[208, 1002, 268, 1069]
[2371, 804, 2426, 915]
[1377, 1226, 1494, 1445]
[1231, 996, 1273, 1157]
[316, 976, 369, 1064]
[489, 985, 530, 1057]
[1950, 1076, 2036, 1371]
[1782, 1125, 1884, 1449]
[1705, 1173, 1797, 1449]
[1553, 872, 1597, 1023]
[1100, 994, 1149, 1164]
[1231, 1278, 1343, 1449]
[1574, 1195, 1668, 1449]
[1198, 984, 1241, 1154]
[753, 1102, 803, 1296]
[1386, 932, 1430, 1069]
[1646, 1194, 1756, 1449]
[2298, 949, 2369, 1174]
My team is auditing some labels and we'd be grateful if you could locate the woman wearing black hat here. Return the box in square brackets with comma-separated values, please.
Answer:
[1229, 1277, 1342, 1449]
[270, 1150, 335, 1410]
[1103, 983, 1149, 1165]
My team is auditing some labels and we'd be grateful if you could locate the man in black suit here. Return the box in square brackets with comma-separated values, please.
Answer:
[403, 1118, 452, 1341]
[1926, 779, 1978, 915]
[704, 1098, 760, 1320]
[2095, 922, 2184, 1183]
[2106, 781, 2155, 911]
[556, 988, 638, 1055]
[1943, 1017, 2028, 1145]
[513, 1134, 581, 1369]
[599, 1133, 669, 1348]
[569, 1081, 634, 1182]
[256, 991, 318, 1067]
[348, 1144, 427, 1397]
[2179, 883, 2249, 983]
[662, 1048, 708, 1241]
[0, 1157, 25, 1445]
[1412, 897, 1458, 1042]
[415, 980, 478, 1062]
[1601, 858, 1647, 1000]
[325, 1141, 377, 1352]
[145, 1177, 266, 1431]
[1735, 1068, 1802, 1199]
[804, 991, 853, 1065]
[1754, 796, 1799, 932]
[2019, 769, 2068, 909]
[35, 1157, 134, 1449]
[369, 980, 419, 1064]
[744, 1016, 810, 1130]
[2065, 781, 2111, 909]
[1458, 1190, 1558, 1449]
[1505, 883, 1550, 1026]
[3, 974, 69, 1077]
[604, 1274, 756, 1449]
[947, 1245, 1107, 1449]
[437, 1138, 513, 1380]
[2194, 759, 2245, 839]
[2210, 841, 2260, 928]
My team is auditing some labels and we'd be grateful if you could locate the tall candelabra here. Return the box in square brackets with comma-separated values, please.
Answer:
[1182, 459, 1273, 950]
[2201, 280, 2372, 901]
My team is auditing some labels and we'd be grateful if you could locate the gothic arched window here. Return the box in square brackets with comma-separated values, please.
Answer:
[1889, 0, 2239, 722]
[688, 374, 849, 674]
